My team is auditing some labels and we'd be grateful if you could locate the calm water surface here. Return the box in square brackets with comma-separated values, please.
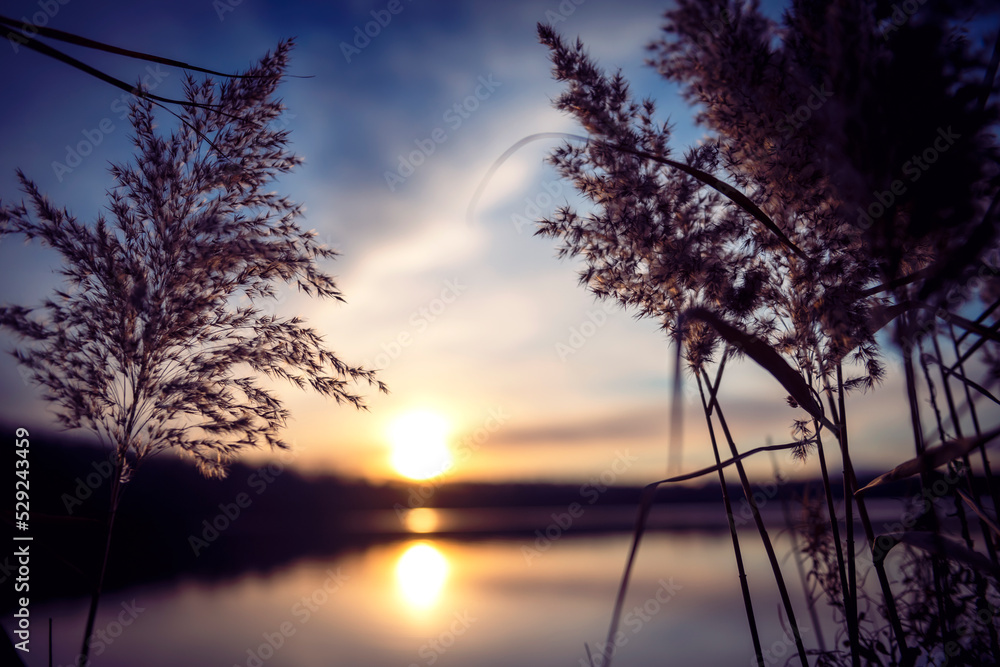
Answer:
[10, 508, 874, 667]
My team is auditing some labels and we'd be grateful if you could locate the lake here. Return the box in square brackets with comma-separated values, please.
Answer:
[8, 504, 906, 667]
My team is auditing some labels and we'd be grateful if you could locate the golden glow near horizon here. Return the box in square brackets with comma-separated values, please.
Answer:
[395, 542, 449, 610]
[388, 410, 454, 480]
[403, 507, 440, 533]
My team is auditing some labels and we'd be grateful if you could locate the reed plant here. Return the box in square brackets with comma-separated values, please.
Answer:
[525, 1, 1000, 664]
[0, 37, 384, 664]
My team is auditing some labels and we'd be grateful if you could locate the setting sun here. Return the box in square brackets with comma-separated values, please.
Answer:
[387, 410, 453, 480]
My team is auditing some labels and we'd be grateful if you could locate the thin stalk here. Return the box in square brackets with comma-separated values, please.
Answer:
[79, 447, 125, 663]
[813, 428, 850, 658]
[696, 371, 764, 666]
[703, 368, 808, 667]
[933, 333, 999, 569]
[823, 375, 860, 667]
[81, 362, 142, 663]
[668, 336, 684, 474]
[599, 440, 804, 667]
[828, 364, 910, 659]
[918, 338, 947, 443]
[918, 345, 964, 651]
[947, 316, 1000, 374]
[771, 455, 827, 654]
[953, 296, 1000, 346]
[931, 360, 1000, 407]
[804, 368, 850, 625]
[899, 322, 951, 653]
[949, 322, 1000, 555]
[937, 330, 1000, 658]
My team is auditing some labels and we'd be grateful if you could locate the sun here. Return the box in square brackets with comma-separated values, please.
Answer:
[387, 410, 453, 480]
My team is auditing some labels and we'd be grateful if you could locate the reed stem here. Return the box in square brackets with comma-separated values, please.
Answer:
[79, 448, 125, 664]
[703, 367, 808, 667]
[696, 370, 764, 666]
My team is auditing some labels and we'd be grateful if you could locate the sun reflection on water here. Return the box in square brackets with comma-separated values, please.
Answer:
[395, 542, 449, 610]
[403, 507, 440, 533]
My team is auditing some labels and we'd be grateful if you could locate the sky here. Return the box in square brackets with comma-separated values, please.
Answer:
[0, 0, 986, 486]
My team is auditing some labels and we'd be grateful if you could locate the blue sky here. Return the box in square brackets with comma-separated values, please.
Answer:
[0, 0, 958, 484]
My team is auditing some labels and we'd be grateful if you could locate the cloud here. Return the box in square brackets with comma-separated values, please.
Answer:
[0, 0, 949, 488]
[494, 404, 669, 447]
